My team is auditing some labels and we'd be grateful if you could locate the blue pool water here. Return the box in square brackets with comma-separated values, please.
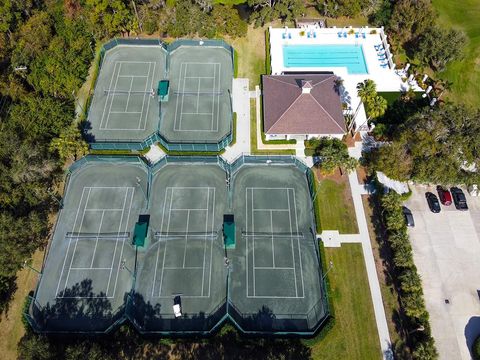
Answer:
[283, 44, 368, 74]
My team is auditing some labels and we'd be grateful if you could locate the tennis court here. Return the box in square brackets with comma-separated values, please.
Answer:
[32, 161, 148, 331]
[229, 165, 326, 331]
[133, 164, 228, 331]
[29, 156, 327, 334]
[159, 46, 233, 143]
[87, 45, 166, 142]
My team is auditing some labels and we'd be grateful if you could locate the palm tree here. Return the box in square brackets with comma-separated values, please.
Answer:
[366, 95, 388, 121]
[348, 79, 377, 132]
[356, 79, 376, 103]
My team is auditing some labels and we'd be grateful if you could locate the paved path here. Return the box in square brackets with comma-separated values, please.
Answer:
[222, 78, 251, 163]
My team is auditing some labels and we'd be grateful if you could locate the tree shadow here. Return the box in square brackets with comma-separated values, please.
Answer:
[128, 291, 227, 333]
[32, 279, 123, 332]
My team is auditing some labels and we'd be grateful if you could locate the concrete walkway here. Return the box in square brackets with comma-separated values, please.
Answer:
[347, 169, 392, 359]
[222, 78, 251, 163]
[328, 142, 391, 359]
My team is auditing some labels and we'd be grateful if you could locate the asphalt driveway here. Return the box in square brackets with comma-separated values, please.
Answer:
[404, 186, 480, 360]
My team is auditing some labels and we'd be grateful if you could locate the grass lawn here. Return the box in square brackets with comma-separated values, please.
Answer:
[432, 0, 480, 107]
[306, 244, 382, 360]
[362, 196, 404, 348]
[0, 249, 43, 360]
[315, 175, 359, 234]
[250, 99, 296, 155]
[229, 25, 268, 86]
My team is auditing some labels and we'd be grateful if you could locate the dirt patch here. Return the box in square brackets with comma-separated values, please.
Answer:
[356, 165, 369, 185]
[313, 166, 347, 184]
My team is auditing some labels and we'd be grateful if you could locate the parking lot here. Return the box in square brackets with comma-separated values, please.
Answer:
[404, 186, 480, 360]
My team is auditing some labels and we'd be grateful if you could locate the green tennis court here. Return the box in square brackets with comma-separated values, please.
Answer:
[87, 45, 166, 142]
[29, 156, 327, 334]
[159, 46, 233, 143]
[133, 164, 228, 331]
[32, 160, 148, 331]
[229, 165, 326, 330]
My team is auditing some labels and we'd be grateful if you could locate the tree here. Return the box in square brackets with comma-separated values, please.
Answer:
[351, 79, 387, 132]
[415, 26, 467, 71]
[212, 5, 247, 38]
[313, 137, 358, 174]
[370, 142, 413, 181]
[85, 0, 135, 37]
[398, 268, 422, 293]
[388, 0, 434, 44]
[248, 0, 302, 27]
[50, 124, 89, 162]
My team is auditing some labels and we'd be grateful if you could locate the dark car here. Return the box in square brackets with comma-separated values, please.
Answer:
[437, 186, 452, 206]
[402, 206, 415, 227]
[425, 192, 441, 213]
[450, 187, 468, 211]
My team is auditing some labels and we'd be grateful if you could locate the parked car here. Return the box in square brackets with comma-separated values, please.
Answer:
[436, 186, 452, 206]
[450, 187, 469, 211]
[425, 192, 441, 213]
[402, 206, 415, 227]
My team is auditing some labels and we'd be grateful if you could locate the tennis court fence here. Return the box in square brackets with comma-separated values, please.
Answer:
[26, 154, 329, 335]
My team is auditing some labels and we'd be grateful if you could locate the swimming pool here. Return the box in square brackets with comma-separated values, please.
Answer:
[283, 44, 368, 74]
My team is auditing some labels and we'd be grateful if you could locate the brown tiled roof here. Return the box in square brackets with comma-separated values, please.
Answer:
[262, 74, 346, 135]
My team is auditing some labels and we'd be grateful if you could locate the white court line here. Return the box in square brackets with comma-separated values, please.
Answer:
[181, 112, 213, 116]
[170, 208, 209, 211]
[292, 188, 305, 297]
[246, 187, 305, 299]
[99, 62, 118, 130]
[106, 187, 130, 296]
[201, 188, 209, 296]
[109, 111, 142, 114]
[245, 188, 249, 297]
[102, 63, 122, 130]
[111, 187, 134, 298]
[215, 63, 222, 132]
[118, 75, 149, 78]
[182, 210, 191, 268]
[55, 187, 87, 297]
[124, 77, 134, 112]
[138, 62, 152, 130]
[270, 210, 275, 268]
[184, 76, 215, 79]
[70, 267, 112, 271]
[210, 64, 216, 131]
[253, 208, 290, 212]
[116, 61, 155, 64]
[151, 187, 170, 297]
[89, 210, 106, 268]
[164, 267, 204, 270]
[62, 187, 92, 295]
[287, 189, 298, 297]
[252, 188, 255, 296]
[157, 189, 174, 297]
[174, 62, 188, 131]
[141, 62, 156, 130]
[169, 186, 213, 190]
[195, 77, 201, 113]
[207, 188, 215, 297]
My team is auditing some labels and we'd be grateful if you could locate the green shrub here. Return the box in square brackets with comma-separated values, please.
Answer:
[473, 335, 480, 360]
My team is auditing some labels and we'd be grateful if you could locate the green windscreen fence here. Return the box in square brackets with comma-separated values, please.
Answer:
[223, 214, 235, 249]
[133, 215, 150, 247]
[26, 155, 329, 336]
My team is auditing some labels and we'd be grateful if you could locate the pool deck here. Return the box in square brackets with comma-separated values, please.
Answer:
[269, 26, 422, 131]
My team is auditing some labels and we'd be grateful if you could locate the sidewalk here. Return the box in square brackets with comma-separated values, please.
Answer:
[221, 78, 251, 163]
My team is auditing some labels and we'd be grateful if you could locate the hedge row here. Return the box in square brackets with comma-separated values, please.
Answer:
[379, 190, 438, 359]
